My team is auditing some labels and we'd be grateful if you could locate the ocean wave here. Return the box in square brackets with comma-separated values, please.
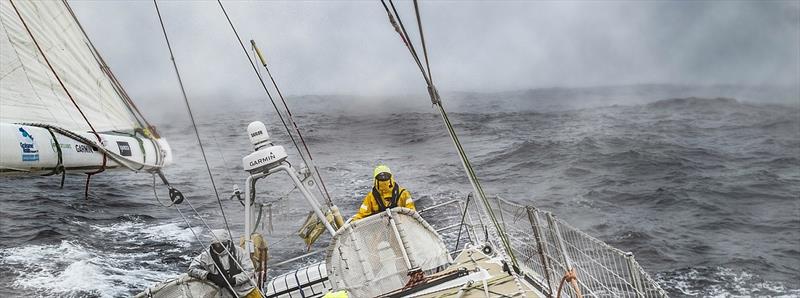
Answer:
[0, 240, 176, 297]
[0, 220, 195, 297]
[656, 267, 800, 297]
[646, 97, 740, 110]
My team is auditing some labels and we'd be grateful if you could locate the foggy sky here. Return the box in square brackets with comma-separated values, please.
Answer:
[69, 0, 800, 109]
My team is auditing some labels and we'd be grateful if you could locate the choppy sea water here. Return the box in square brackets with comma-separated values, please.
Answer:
[1, 93, 798, 297]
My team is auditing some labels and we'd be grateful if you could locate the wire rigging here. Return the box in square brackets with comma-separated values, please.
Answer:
[250, 40, 333, 206]
[413, 0, 433, 84]
[171, 198, 257, 297]
[175, 193, 264, 297]
[153, 0, 233, 240]
[152, 3, 266, 296]
[9, 0, 108, 198]
[379, 0, 519, 268]
[215, 0, 333, 206]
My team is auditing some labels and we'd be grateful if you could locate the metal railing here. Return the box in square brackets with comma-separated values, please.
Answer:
[422, 195, 668, 298]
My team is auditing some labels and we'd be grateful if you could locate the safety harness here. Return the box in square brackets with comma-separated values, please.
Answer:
[372, 183, 407, 212]
[209, 243, 242, 282]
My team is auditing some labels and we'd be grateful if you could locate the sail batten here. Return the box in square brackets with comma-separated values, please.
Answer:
[0, 0, 139, 133]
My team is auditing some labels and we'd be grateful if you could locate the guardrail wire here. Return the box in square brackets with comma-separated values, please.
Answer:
[425, 195, 669, 298]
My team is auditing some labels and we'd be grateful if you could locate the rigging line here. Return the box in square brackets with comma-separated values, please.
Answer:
[176, 194, 265, 297]
[171, 203, 243, 298]
[250, 41, 333, 206]
[153, 0, 233, 239]
[215, 0, 331, 206]
[384, 0, 431, 87]
[63, 0, 151, 134]
[380, 0, 519, 267]
[152, 173, 176, 208]
[437, 102, 518, 266]
[453, 192, 472, 251]
[410, 2, 513, 262]
[379, 0, 408, 47]
[383, 0, 439, 106]
[388, 0, 422, 67]
[413, 0, 433, 84]
[10, 0, 108, 196]
[22, 123, 163, 170]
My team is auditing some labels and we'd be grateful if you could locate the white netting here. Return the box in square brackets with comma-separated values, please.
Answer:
[134, 274, 231, 298]
[325, 208, 451, 297]
[480, 196, 669, 298]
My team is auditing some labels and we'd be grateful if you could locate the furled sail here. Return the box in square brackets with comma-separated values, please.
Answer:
[0, 0, 171, 175]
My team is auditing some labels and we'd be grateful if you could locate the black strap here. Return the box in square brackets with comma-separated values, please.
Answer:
[372, 183, 406, 212]
[43, 127, 66, 188]
[209, 243, 242, 282]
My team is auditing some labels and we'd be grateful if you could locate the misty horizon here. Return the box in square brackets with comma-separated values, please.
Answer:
[66, 1, 799, 113]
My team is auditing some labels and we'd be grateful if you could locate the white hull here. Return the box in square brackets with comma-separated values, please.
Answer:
[0, 122, 172, 175]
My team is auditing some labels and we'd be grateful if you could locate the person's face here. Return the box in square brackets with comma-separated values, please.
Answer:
[376, 173, 392, 192]
[211, 242, 227, 254]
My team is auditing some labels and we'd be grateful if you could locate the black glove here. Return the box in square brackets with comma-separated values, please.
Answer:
[207, 273, 229, 289]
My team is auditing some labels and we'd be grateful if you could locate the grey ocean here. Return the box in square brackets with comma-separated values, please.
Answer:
[1, 86, 799, 297]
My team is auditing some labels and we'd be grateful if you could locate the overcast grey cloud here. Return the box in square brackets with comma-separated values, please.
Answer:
[69, 0, 800, 112]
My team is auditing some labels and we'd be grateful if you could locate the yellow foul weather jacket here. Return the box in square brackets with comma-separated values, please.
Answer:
[352, 175, 415, 221]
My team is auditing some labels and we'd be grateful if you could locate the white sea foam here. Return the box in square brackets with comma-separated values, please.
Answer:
[0, 220, 197, 297]
[91, 220, 196, 249]
[657, 266, 800, 297]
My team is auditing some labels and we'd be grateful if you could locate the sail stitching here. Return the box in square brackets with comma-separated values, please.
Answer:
[0, 13, 64, 127]
[9, 0, 108, 196]
[61, 0, 155, 134]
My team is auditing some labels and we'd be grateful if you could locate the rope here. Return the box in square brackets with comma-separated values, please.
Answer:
[170, 200, 244, 297]
[21, 123, 163, 171]
[61, 0, 157, 137]
[43, 127, 66, 188]
[250, 40, 333, 207]
[378, 0, 519, 268]
[151, 4, 263, 295]
[215, 1, 333, 207]
[153, 0, 233, 240]
[453, 192, 472, 251]
[556, 269, 583, 298]
[177, 194, 266, 297]
[10, 0, 107, 198]
[152, 173, 176, 208]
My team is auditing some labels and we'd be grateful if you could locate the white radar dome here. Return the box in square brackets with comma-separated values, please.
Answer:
[247, 121, 270, 150]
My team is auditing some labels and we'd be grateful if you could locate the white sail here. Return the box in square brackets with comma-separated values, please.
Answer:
[0, 0, 170, 175]
[0, 0, 139, 132]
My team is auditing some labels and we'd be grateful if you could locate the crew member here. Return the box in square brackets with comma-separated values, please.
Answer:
[188, 229, 261, 297]
[352, 164, 415, 221]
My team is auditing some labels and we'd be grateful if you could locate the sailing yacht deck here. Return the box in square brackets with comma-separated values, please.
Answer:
[403, 247, 544, 298]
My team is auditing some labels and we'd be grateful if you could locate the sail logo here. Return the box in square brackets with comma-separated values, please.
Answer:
[117, 141, 132, 156]
[75, 144, 94, 153]
[249, 152, 277, 167]
[17, 127, 39, 162]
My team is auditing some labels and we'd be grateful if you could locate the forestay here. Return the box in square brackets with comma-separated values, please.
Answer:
[0, 0, 140, 133]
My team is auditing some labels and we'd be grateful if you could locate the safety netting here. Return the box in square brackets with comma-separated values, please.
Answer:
[133, 274, 232, 298]
[324, 208, 452, 297]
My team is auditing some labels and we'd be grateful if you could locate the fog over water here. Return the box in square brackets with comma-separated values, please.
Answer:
[68, 1, 799, 111]
[1, 1, 799, 297]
